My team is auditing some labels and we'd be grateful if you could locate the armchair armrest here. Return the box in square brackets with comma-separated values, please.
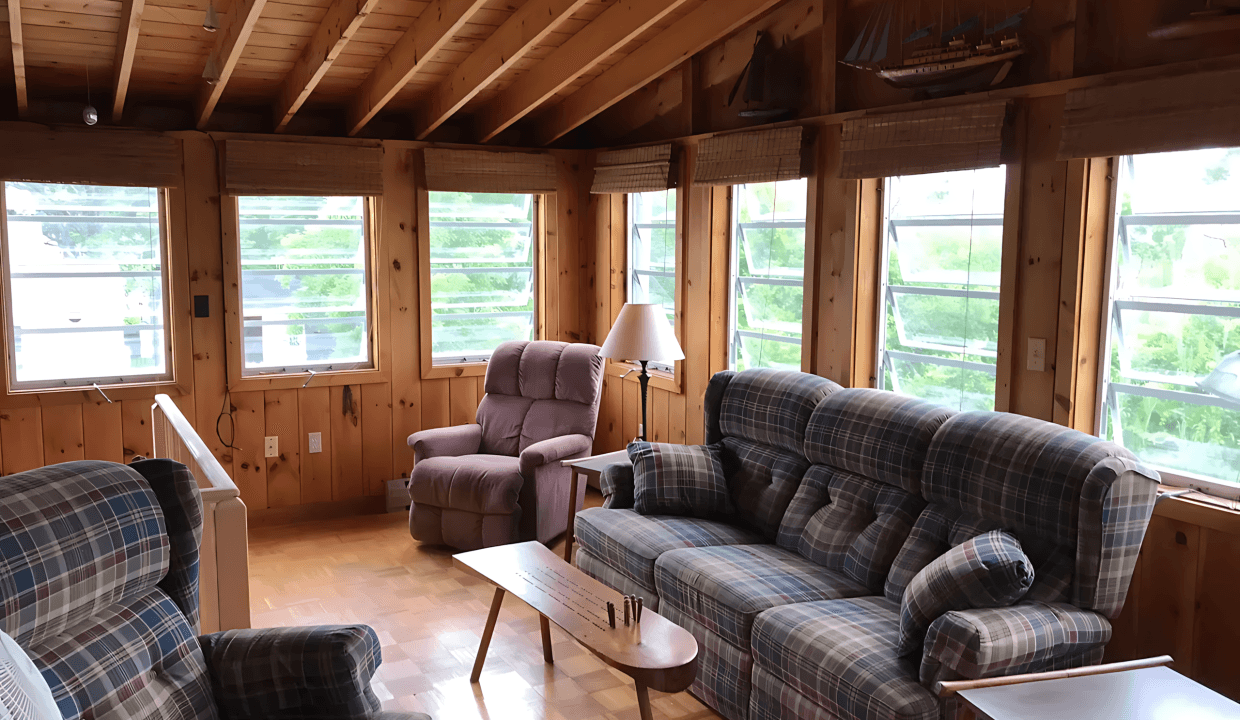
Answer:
[199, 625, 384, 720]
[519, 434, 593, 476]
[408, 424, 482, 463]
[598, 462, 635, 509]
[920, 602, 1112, 686]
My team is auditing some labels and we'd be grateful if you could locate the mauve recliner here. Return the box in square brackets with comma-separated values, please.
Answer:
[407, 340, 605, 550]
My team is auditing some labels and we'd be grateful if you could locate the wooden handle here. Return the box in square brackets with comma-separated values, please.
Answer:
[934, 655, 1174, 697]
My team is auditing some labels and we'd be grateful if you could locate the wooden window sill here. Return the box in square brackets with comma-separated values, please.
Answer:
[1154, 490, 1240, 535]
[422, 362, 488, 380]
[605, 360, 682, 395]
[229, 367, 387, 392]
[0, 379, 192, 408]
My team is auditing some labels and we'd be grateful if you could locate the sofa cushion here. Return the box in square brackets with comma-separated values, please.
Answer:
[629, 442, 733, 518]
[573, 507, 763, 589]
[661, 604, 754, 720]
[718, 369, 839, 454]
[655, 545, 869, 649]
[409, 455, 523, 514]
[722, 437, 811, 541]
[475, 394, 534, 456]
[128, 458, 204, 631]
[752, 597, 940, 720]
[896, 530, 1034, 658]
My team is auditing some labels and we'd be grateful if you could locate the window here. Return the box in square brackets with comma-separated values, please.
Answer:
[1100, 148, 1240, 495]
[876, 166, 1006, 411]
[1, 182, 171, 390]
[628, 188, 677, 371]
[428, 191, 536, 364]
[728, 178, 808, 371]
[236, 196, 371, 375]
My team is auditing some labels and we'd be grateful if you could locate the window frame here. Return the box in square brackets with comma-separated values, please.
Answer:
[1094, 152, 1240, 501]
[417, 187, 543, 380]
[220, 194, 388, 392]
[0, 183, 194, 404]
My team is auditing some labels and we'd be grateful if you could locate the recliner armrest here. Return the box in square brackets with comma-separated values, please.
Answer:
[519, 434, 593, 476]
[199, 625, 387, 720]
[407, 425, 482, 463]
[920, 602, 1112, 686]
[598, 462, 635, 509]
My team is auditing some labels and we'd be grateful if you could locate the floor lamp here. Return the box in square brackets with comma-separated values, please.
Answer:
[598, 304, 685, 442]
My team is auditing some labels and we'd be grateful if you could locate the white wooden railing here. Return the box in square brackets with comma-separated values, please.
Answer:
[151, 394, 251, 633]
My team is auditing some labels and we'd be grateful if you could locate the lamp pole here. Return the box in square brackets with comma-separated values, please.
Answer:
[639, 360, 650, 441]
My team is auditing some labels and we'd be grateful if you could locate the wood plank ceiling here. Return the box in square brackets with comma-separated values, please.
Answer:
[0, 0, 782, 143]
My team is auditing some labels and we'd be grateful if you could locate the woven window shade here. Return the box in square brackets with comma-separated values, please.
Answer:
[0, 125, 181, 187]
[424, 148, 557, 193]
[222, 140, 383, 196]
[693, 127, 806, 187]
[1058, 69, 1240, 159]
[590, 144, 672, 194]
[839, 101, 1010, 179]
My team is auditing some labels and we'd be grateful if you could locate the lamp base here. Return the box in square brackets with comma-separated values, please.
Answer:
[639, 360, 650, 442]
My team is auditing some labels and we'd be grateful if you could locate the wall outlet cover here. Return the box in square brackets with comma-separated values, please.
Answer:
[308, 432, 322, 454]
[264, 436, 279, 458]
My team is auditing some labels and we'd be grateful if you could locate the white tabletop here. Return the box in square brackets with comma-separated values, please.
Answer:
[562, 449, 630, 472]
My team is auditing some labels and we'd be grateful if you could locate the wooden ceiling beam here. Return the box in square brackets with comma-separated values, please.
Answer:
[535, 0, 784, 145]
[111, 0, 145, 123]
[273, 0, 380, 132]
[346, 0, 488, 137]
[412, 0, 592, 140]
[474, 0, 693, 143]
[194, 0, 269, 130]
[8, 0, 27, 117]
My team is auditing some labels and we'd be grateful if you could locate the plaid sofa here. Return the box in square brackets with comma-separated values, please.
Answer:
[575, 369, 1160, 720]
[0, 458, 425, 720]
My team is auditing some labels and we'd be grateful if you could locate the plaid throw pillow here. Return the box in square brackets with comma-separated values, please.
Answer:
[629, 441, 733, 518]
[896, 529, 1034, 658]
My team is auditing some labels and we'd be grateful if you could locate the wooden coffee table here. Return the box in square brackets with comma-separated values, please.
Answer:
[454, 541, 698, 720]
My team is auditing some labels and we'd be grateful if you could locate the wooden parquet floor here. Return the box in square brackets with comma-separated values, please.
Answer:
[247, 491, 721, 720]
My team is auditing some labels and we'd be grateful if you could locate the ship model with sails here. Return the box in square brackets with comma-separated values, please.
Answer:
[843, 2, 1028, 95]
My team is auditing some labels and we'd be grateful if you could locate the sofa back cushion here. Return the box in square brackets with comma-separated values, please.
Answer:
[919, 411, 1160, 617]
[721, 437, 811, 540]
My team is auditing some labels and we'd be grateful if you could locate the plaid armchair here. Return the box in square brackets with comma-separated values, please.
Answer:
[0, 458, 425, 720]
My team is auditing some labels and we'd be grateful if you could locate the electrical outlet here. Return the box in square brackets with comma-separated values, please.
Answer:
[1028, 338, 1046, 372]
[308, 432, 322, 454]
[264, 436, 278, 458]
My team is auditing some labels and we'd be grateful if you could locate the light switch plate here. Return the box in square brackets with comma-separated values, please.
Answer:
[264, 436, 279, 458]
[308, 432, 322, 454]
[1028, 338, 1046, 372]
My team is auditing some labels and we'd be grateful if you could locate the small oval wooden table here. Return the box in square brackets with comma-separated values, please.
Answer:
[454, 541, 698, 720]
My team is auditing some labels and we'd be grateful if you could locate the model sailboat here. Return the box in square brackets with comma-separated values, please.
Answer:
[842, 2, 1028, 94]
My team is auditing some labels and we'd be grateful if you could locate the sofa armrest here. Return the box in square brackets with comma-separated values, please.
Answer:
[599, 462, 635, 509]
[199, 625, 384, 720]
[407, 425, 482, 463]
[920, 602, 1112, 686]
[519, 434, 593, 476]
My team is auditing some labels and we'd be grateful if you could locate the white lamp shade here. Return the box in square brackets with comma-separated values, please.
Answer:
[598, 304, 685, 363]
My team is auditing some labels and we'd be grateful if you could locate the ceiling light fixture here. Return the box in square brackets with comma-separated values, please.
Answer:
[83, 64, 98, 125]
[203, 56, 221, 85]
[203, 0, 219, 32]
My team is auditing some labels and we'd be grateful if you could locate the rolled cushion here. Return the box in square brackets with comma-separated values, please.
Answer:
[629, 442, 733, 518]
[896, 530, 1034, 658]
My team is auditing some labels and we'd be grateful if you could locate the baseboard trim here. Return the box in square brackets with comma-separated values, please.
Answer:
[248, 495, 389, 528]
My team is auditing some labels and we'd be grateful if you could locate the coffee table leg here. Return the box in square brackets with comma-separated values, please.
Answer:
[564, 470, 580, 562]
[635, 683, 654, 720]
[540, 615, 554, 663]
[470, 586, 505, 683]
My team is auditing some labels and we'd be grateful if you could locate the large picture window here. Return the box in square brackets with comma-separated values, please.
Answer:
[236, 196, 371, 375]
[428, 191, 536, 364]
[628, 188, 676, 371]
[1, 182, 171, 389]
[876, 166, 1006, 411]
[1100, 148, 1240, 495]
[728, 178, 808, 371]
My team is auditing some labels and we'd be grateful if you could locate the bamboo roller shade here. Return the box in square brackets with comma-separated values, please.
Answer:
[590, 144, 673, 194]
[839, 101, 1010, 179]
[221, 140, 384, 196]
[424, 148, 558, 193]
[1058, 68, 1240, 159]
[694, 127, 806, 187]
[0, 124, 182, 188]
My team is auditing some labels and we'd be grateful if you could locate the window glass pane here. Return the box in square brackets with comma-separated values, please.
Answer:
[729, 178, 808, 371]
[1103, 148, 1240, 487]
[4, 181, 168, 386]
[877, 166, 1007, 411]
[429, 192, 535, 363]
[237, 196, 370, 373]
[628, 189, 676, 323]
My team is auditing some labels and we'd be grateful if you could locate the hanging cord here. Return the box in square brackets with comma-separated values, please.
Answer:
[216, 390, 240, 451]
[755, 174, 781, 370]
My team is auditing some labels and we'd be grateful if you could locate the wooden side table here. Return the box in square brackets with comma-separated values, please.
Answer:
[561, 450, 630, 561]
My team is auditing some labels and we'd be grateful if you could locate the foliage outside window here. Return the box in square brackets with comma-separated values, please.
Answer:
[2, 182, 170, 389]
[877, 167, 1006, 411]
[629, 189, 676, 372]
[1101, 148, 1240, 494]
[728, 178, 808, 371]
[236, 196, 371, 375]
[428, 191, 535, 364]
